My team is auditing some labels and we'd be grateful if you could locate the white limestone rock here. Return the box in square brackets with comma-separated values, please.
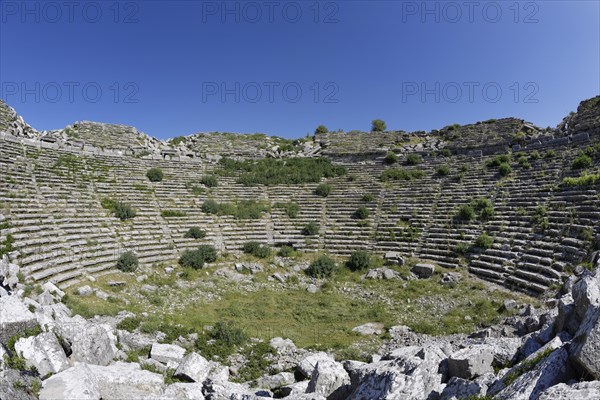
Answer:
[411, 263, 435, 278]
[88, 361, 165, 399]
[174, 352, 210, 383]
[163, 382, 205, 399]
[352, 322, 385, 336]
[255, 371, 295, 390]
[58, 316, 116, 366]
[150, 342, 186, 365]
[14, 332, 69, 376]
[538, 381, 600, 400]
[298, 351, 335, 378]
[306, 359, 351, 400]
[39, 363, 101, 400]
[77, 285, 93, 296]
[570, 306, 600, 378]
[0, 294, 38, 344]
[448, 345, 494, 379]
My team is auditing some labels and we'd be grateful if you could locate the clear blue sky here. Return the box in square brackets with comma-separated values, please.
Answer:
[1, 1, 599, 139]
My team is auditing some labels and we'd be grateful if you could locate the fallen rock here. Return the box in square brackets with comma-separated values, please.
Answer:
[39, 363, 101, 400]
[307, 284, 318, 293]
[570, 306, 600, 378]
[306, 359, 351, 400]
[163, 382, 205, 399]
[59, 317, 116, 366]
[440, 272, 462, 286]
[411, 263, 435, 279]
[538, 381, 600, 400]
[88, 361, 165, 399]
[150, 343, 186, 366]
[77, 286, 93, 296]
[440, 376, 485, 400]
[352, 322, 385, 336]
[174, 352, 210, 383]
[255, 371, 295, 390]
[0, 295, 38, 344]
[448, 345, 494, 379]
[384, 252, 404, 266]
[14, 332, 69, 377]
[298, 352, 335, 378]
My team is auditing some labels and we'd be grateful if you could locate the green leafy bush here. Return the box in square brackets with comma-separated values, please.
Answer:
[202, 199, 220, 214]
[278, 246, 296, 257]
[381, 168, 425, 182]
[185, 227, 207, 239]
[361, 193, 374, 202]
[371, 119, 386, 132]
[200, 175, 219, 187]
[474, 233, 494, 249]
[117, 251, 138, 272]
[218, 157, 346, 186]
[437, 165, 450, 176]
[242, 241, 271, 258]
[146, 168, 164, 182]
[102, 198, 136, 220]
[315, 183, 332, 197]
[384, 152, 398, 164]
[302, 222, 320, 236]
[498, 162, 512, 177]
[457, 205, 476, 221]
[315, 125, 328, 134]
[544, 150, 556, 158]
[346, 250, 371, 271]
[353, 206, 370, 220]
[195, 321, 248, 360]
[405, 154, 422, 165]
[117, 316, 142, 332]
[306, 255, 337, 278]
[275, 202, 300, 218]
[161, 210, 187, 217]
[572, 153, 593, 169]
[487, 154, 511, 167]
[563, 169, 600, 186]
[179, 245, 217, 269]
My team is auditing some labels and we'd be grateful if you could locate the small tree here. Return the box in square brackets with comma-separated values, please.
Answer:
[437, 165, 450, 176]
[200, 175, 219, 187]
[113, 202, 136, 220]
[146, 168, 164, 182]
[315, 183, 332, 197]
[117, 251, 138, 272]
[353, 206, 370, 220]
[185, 227, 207, 239]
[346, 250, 371, 271]
[302, 222, 320, 236]
[306, 255, 337, 278]
[315, 125, 328, 134]
[499, 162, 512, 177]
[405, 154, 422, 165]
[457, 205, 476, 221]
[242, 241, 271, 258]
[384, 152, 398, 165]
[371, 119, 386, 132]
[202, 199, 220, 214]
[474, 233, 494, 249]
[573, 153, 592, 170]
[179, 246, 217, 270]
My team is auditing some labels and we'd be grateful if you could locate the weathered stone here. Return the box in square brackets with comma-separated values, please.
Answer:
[352, 322, 385, 336]
[59, 317, 116, 366]
[570, 306, 600, 378]
[39, 363, 101, 400]
[448, 345, 494, 379]
[306, 284, 318, 293]
[163, 382, 205, 399]
[0, 295, 38, 344]
[411, 263, 435, 278]
[298, 352, 335, 378]
[538, 381, 600, 400]
[384, 252, 404, 265]
[503, 299, 518, 311]
[306, 359, 351, 400]
[14, 332, 69, 376]
[440, 272, 462, 286]
[77, 285, 93, 296]
[255, 371, 295, 389]
[150, 342, 186, 365]
[88, 361, 165, 399]
[440, 377, 485, 400]
[174, 352, 210, 383]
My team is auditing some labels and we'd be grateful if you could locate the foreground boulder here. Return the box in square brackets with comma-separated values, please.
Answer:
[88, 361, 165, 399]
[0, 295, 38, 344]
[39, 363, 101, 400]
[57, 316, 116, 366]
[448, 345, 494, 379]
[306, 359, 351, 399]
[538, 381, 600, 399]
[411, 263, 435, 279]
[14, 332, 69, 377]
[174, 352, 211, 383]
[150, 342, 186, 366]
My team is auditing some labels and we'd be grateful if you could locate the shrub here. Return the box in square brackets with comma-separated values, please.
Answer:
[302, 222, 320, 236]
[242, 241, 271, 258]
[437, 165, 450, 176]
[454, 242, 470, 255]
[384, 152, 398, 164]
[117, 316, 142, 332]
[146, 168, 164, 182]
[371, 119, 386, 132]
[185, 227, 207, 239]
[202, 199, 220, 214]
[532, 206, 549, 230]
[441, 148, 452, 157]
[278, 246, 296, 257]
[219, 157, 346, 186]
[179, 246, 217, 269]
[544, 150, 556, 158]
[161, 210, 187, 217]
[572, 153, 593, 169]
[315, 183, 332, 197]
[275, 202, 300, 218]
[457, 205, 476, 221]
[117, 251, 138, 272]
[306, 255, 337, 278]
[563, 169, 600, 186]
[405, 154, 422, 165]
[346, 250, 371, 271]
[498, 162, 512, 177]
[381, 168, 425, 182]
[353, 206, 370, 220]
[200, 175, 219, 187]
[315, 125, 328, 134]
[195, 321, 248, 360]
[474, 233, 494, 249]
[530, 150, 541, 160]
[487, 154, 511, 167]
[113, 202, 136, 220]
[472, 197, 494, 220]
[361, 193, 374, 202]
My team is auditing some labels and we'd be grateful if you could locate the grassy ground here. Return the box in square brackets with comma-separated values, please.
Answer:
[62, 253, 536, 356]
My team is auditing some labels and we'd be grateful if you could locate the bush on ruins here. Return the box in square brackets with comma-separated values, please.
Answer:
[184, 227, 207, 239]
[200, 175, 219, 187]
[306, 255, 337, 278]
[302, 222, 320, 236]
[179, 245, 218, 269]
[117, 251, 138, 272]
[315, 183, 332, 197]
[371, 119, 386, 132]
[146, 167, 164, 182]
[346, 250, 371, 271]
[243, 241, 271, 258]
